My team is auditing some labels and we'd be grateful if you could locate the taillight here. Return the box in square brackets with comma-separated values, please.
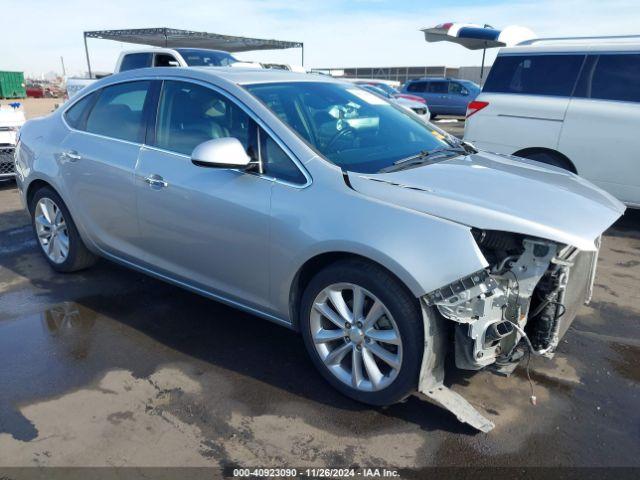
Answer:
[466, 101, 489, 118]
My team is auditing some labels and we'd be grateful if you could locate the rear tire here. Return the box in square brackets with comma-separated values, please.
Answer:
[30, 186, 97, 273]
[299, 259, 424, 406]
[520, 151, 574, 172]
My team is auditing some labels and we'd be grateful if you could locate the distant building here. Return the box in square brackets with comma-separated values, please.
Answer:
[311, 65, 492, 86]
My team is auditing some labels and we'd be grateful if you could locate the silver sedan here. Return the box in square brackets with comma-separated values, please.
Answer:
[14, 68, 624, 432]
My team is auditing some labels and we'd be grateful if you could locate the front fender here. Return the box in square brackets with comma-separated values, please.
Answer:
[268, 176, 488, 321]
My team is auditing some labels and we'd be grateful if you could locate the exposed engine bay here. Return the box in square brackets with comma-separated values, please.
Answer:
[418, 230, 599, 432]
[426, 230, 598, 372]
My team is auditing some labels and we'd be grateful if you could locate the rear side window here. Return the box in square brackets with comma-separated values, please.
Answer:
[119, 53, 152, 72]
[406, 81, 426, 93]
[483, 54, 585, 97]
[64, 91, 97, 129]
[580, 54, 640, 103]
[85, 81, 151, 142]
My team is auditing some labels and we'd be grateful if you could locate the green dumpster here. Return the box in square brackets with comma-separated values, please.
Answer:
[0, 71, 26, 99]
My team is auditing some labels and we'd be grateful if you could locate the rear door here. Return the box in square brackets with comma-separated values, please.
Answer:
[59, 80, 155, 257]
[465, 53, 584, 153]
[559, 52, 640, 204]
[425, 81, 449, 114]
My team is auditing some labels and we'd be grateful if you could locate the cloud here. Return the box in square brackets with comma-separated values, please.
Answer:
[4, 0, 640, 77]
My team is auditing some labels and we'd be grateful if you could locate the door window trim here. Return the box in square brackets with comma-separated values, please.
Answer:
[149, 77, 312, 189]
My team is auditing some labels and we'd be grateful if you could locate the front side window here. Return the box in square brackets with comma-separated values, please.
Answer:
[155, 80, 252, 156]
[246, 81, 450, 174]
[585, 54, 640, 103]
[85, 81, 151, 142]
[119, 53, 153, 72]
[260, 130, 306, 184]
[483, 54, 585, 97]
[449, 82, 464, 94]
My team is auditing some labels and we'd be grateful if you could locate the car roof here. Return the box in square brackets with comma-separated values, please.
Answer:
[501, 38, 640, 55]
[112, 66, 344, 86]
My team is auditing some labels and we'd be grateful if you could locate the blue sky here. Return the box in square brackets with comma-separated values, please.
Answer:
[3, 0, 640, 77]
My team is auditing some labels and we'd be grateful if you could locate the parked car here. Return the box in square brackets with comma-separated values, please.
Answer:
[348, 79, 427, 105]
[0, 102, 25, 180]
[66, 47, 262, 98]
[401, 77, 480, 117]
[16, 68, 624, 431]
[360, 84, 431, 121]
[464, 36, 640, 208]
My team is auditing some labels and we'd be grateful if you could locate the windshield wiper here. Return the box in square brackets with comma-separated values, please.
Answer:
[379, 146, 467, 173]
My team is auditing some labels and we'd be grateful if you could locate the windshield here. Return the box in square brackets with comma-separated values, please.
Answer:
[175, 49, 239, 67]
[245, 81, 451, 173]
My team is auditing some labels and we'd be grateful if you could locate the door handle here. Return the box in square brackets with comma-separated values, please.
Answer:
[61, 150, 82, 162]
[144, 174, 168, 188]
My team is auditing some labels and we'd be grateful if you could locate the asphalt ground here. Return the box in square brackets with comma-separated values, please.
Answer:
[0, 101, 638, 476]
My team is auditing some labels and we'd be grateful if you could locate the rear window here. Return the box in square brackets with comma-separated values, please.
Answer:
[578, 53, 640, 103]
[119, 53, 152, 72]
[483, 54, 585, 97]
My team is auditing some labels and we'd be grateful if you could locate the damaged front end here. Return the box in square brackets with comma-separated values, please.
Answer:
[418, 230, 600, 432]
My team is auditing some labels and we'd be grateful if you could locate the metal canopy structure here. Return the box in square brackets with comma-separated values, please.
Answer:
[421, 23, 536, 84]
[83, 27, 304, 77]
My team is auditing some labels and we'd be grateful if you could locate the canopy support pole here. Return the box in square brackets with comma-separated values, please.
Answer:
[84, 33, 93, 79]
[301, 43, 305, 67]
[480, 41, 487, 85]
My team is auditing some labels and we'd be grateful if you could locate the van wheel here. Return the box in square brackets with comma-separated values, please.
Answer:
[30, 186, 97, 272]
[299, 259, 425, 406]
[520, 151, 575, 172]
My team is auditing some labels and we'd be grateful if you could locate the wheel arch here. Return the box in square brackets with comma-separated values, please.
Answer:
[288, 251, 420, 331]
[512, 147, 578, 174]
[26, 178, 56, 213]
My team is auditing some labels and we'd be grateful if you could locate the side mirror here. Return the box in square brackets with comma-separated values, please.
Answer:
[191, 138, 251, 169]
[168, 60, 180, 67]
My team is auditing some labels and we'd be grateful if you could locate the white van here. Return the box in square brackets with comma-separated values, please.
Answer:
[464, 36, 640, 207]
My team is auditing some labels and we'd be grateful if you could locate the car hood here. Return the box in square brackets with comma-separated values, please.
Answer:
[347, 151, 625, 251]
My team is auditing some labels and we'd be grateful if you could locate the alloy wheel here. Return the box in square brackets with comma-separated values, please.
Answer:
[310, 283, 403, 392]
[35, 197, 70, 264]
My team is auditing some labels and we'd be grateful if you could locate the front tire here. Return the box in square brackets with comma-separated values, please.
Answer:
[300, 259, 424, 406]
[30, 186, 97, 272]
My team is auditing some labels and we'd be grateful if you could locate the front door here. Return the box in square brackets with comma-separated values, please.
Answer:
[135, 80, 272, 308]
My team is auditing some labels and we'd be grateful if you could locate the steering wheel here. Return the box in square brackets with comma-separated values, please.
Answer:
[325, 121, 355, 151]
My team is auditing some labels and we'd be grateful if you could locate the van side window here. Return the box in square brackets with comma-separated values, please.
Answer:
[406, 81, 426, 93]
[483, 54, 585, 97]
[85, 81, 151, 142]
[119, 53, 153, 72]
[585, 54, 640, 103]
[428, 82, 448, 94]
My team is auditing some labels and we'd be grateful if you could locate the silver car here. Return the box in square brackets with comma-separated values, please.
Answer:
[15, 68, 624, 432]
